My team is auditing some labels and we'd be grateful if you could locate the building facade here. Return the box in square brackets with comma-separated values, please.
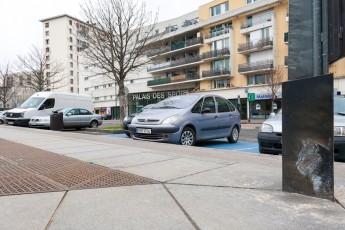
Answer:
[43, 0, 345, 120]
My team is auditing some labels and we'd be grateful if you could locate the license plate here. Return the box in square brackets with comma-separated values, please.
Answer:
[8, 122, 13, 125]
[136, 128, 151, 134]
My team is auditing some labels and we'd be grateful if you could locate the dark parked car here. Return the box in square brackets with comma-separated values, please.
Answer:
[257, 96, 345, 162]
[123, 104, 155, 137]
[101, 114, 112, 120]
[128, 94, 241, 146]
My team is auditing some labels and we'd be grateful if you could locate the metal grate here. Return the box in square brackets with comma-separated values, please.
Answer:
[0, 139, 157, 196]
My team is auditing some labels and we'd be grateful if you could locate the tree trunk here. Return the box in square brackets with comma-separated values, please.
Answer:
[117, 79, 127, 121]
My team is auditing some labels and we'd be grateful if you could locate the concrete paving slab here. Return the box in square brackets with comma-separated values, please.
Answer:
[49, 145, 121, 155]
[170, 162, 282, 190]
[32, 141, 96, 150]
[66, 150, 133, 161]
[93, 152, 177, 168]
[121, 158, 225, 182]
[48, 185, 194, 230]
[0, 192, 64, 230]
[167, 184, 345, 229]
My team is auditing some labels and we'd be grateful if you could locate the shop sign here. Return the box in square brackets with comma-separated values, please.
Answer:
[132, 90, 189, 101]
[256, 104, 261, 110]
[256, 94, 272, 100]
[273, 103, 277, 110]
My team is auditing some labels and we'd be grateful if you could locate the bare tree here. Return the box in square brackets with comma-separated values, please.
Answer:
[79, 0, 161, 120]
[16, 45, 66, 92]
[0, 63, 15, 109]
[262, 65, 287, 112]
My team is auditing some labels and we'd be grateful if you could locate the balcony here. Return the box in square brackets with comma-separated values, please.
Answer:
[238, 37, 273, 55]
[201, 48, 230, 61]
[238, 59, 274, 74]
[147, 73, 200, 87]
[240, 13, 273, 34]
[202, 68, 231, 79]
[146, 37, 203, 57]
[147, 55, 202, 73]
[205, 27, 231, 40]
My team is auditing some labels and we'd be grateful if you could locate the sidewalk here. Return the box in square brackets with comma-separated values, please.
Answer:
[0, 125, 344, 229]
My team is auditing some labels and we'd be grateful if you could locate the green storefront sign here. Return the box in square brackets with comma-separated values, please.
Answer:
[247, 93, 255, 102]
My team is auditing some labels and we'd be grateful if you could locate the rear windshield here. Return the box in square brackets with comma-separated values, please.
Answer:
[20, 97, 45, 109]
[152, 95, 200, 109]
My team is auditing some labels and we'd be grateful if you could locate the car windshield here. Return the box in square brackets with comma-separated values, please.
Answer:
[152, 95, 200, 109]
[334, 96, 345, 115]
[20, 97, 45, 109]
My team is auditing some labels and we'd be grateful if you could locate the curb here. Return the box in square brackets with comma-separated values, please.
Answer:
[85, 128, 124, 134]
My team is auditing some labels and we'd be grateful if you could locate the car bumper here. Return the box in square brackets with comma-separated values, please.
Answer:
[6, 118, 30, 126]
[257, 132, 282, 154]
[123, 121, 130, 135]
[128, 124, 181, 143]
[29, 122, 50, 128]
[334, 136, 345, 161]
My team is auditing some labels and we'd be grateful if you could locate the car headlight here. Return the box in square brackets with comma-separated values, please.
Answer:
[124, 116, 128, 122]
[334, 126, 345, 136]
[260, 123, 273, 133]
[162, 115, 180, 125]
[131, 117, 138, 124]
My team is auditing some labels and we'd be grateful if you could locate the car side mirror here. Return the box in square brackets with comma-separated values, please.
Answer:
[269, 112, 276, 117]
[66, 112, 72, 116]
[201, 108, 211, 114]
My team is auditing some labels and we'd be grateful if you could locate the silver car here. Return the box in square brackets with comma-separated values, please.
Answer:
[257, 96, 345, 161]
[128, 94, 241, 146]
[29, 108, 102, 129]
[0, 111, 7, 125]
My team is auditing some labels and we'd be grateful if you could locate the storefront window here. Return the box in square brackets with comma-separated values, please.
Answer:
[249, 99, 281, 119]
[213, 79, 230, 89]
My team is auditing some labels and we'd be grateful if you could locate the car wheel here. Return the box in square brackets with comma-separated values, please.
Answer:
[0, 120, 3, 125]
[228, 126, 239, 143]
[125, 133, 131, 137]
[90, 120, 98, 128]
[180, 127, 195, 146]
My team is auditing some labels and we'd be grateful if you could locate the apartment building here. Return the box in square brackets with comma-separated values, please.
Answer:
[40, 15, 81, 94]
[43, 0, 345, 120]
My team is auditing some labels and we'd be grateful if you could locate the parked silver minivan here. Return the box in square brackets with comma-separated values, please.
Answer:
[128, 94, 241, 146]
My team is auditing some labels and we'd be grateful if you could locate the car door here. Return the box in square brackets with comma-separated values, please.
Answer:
[64, 109, 81, 128]
[215, 97, 233, 137]
[196, 96, 218, 139]
[79, 109, 93, 127]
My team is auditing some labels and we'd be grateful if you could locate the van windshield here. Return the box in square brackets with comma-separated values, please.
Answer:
[20, 97, 45, 109]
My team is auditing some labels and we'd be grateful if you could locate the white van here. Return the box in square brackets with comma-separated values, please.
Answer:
[5, 92, 93, 126]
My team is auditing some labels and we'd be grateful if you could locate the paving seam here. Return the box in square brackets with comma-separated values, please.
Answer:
[162, 184, 200, 230]
[164, 162, 239, 183]
[109, 157, 181, 169]
[165, 182, 282, 192]
[335, 199, 345, 210]
[44, 191, 68, 230]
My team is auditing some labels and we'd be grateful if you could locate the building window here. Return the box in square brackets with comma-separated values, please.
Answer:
[70, 87, 74, 92]
[46, 64, 50, 69]
[46, 72, 50, 77]
[70, 79, 74, 84]
[213, 79, 230, 89]
[69, 37, 73, 42]
[85, 77, 89, 81]
[85, 88, 89, 92]
[210, 2, 229, 17]
[46, 56, 50, 61]
[70, 54, 73, 59]
[45, 22, 49, 28]
[45, 31, 49, 36]
[69, 20, 72, 25]
[95, 97, 99, 101]
[248, 74, 269, 85]
[70, 45, 73, 51]
[69, 28, 72, 34]
[247, 0, 260, 4]
[46, 47, 50, 52]
[212, 58, 230, 70]
[45, 39, 49, 45]
[95, 86, 99, 90]
[130, 80, 134, 83]
[70, 62, 73, 68]
[70, 71, 73, 76]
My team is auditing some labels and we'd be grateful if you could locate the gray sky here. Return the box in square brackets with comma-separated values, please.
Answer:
[0, 0, 210, 64]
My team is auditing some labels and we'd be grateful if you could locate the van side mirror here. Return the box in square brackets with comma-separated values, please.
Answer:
[38, 104, 46, 110]
[201, 108, 211, 114]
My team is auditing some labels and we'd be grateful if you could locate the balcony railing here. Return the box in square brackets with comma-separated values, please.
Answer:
[202, 48, 230, 60]
[146, 37, 203, 57]
[202, 68, 231, 78]
[147, 55, 202, 72]
[238, 37, 273, 53]
[238, 59, 274, 73]
[205, 27, 231, 40]
[147, 73, 200, 87]
[241, 13, 273, 29]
